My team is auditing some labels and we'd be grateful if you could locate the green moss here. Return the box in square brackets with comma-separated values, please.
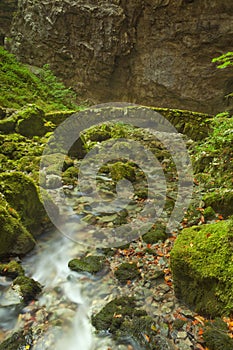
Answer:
[91, 296, 146, 334]
[45, 110, 78, 126]
[0, 172, 46, 235]
[0, 196, 35, 258]
[170, 220, 233, 316]
[0, 330, 33, 350]
[68, 255, 105, 274]
[115, 262, 141, 284]
[0, 116, 17, 133]
[203, 319, 233, 350]
[203, 206, 217, 220]
[0, 261, 24, 278]
[142, 223, 167, 243]
[15, 104, 49, 137]
[109, 162, 136, 182]
[203, 190, 233, 217]
[13, 276, 42, 302]
[62, 166, 79, 185]
[149, 107, 212, 140]
[0, 46, 80, 110]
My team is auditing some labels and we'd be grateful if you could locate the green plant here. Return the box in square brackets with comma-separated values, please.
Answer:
[212, 52, 233, 69]
[0, 46, 79, 110]
[212, 52, 233, 99]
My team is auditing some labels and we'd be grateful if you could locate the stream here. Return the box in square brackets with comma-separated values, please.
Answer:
[0, 113, 196, 349]
[1, 225, 130, 350]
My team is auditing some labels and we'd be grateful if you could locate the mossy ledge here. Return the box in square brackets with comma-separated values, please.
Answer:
[170, 219, 233, 317]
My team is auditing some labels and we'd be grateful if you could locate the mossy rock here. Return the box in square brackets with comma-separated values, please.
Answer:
[0, 116, 17, 133]
[45, 110, 76, 126]
[62, 166, 79, 185]
[118, 316, 167, 350]
[115, 262, 141, 284]
[203, 206, 216, 220]
[85, 128, 111, 142]
[0, 261, 24, 278]
[0, 330, 33, 350]
[150, 107, 212, 141]
[0, 196, 35, 258]
[170, 220, 233, 317]
[91, 296, 146, 334]
[68, 255, 105, 274]
[0, 172, 46, 235]
[108, 161, 136, 182]
[203, 319, 233, 350]
[142, 223, 167, 243]
[203, 190, 233, 217]
[15, 104, 49, 137]
[12, 276, 42, 302]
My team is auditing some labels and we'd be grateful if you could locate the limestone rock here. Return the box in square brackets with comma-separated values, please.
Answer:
[5, 0, 233, 113]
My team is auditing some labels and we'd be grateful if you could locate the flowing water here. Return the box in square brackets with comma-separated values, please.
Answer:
[0, 228, 126, 350]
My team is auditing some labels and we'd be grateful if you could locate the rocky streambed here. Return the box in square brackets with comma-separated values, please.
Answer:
[0, 105, 233, 350]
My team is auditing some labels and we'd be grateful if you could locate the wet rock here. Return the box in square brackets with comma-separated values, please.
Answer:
[0, 261, 24, 279]
[115, 262, 141, 284]
[12, 276, 42, 302]
[46, 174, 62, 189]
[68, 255, 105, 274]
[170, 219, 233, 316]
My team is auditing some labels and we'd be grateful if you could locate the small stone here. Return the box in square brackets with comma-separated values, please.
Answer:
[177, 331, 188, 339]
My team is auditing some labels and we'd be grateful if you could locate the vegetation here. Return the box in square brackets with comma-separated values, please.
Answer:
[212, 51, 233, 99]
[0, 46, 79, 110]
[212, 52, 233, 69]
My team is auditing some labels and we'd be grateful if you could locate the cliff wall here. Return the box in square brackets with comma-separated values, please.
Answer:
[3, 0, 233, 113]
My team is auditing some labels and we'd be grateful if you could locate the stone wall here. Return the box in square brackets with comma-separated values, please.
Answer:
[4, 0, 233, 113]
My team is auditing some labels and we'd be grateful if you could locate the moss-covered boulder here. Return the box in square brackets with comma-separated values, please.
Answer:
[15, 104, 50, 137]
[203, 319, 233, 350]
[12, 276, 42, 302]
[203, 190, 233, 217]
[170, 220, 233, 317]
[0, 172, 46, 235]
[68, 255, 105, 274]
[109, 161, 136, 182]
[0, 196, 35, 258]
[91, 296, 146, 334]
[0, 330, 33, 350]
[0, 261, 24, 278]
[62, 166, 79, 185]
[142, 223, 167, 244]
[114, 262, 141, 284]
[0, 115, 17, 133]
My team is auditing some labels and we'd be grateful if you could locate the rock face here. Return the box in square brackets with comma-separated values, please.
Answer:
[5, 0, 233, 114]
[0, 0, 18, 45]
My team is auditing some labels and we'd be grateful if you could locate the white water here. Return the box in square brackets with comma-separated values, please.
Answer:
[21, 230, 101, 350]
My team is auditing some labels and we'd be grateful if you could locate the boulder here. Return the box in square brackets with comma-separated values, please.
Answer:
[170, 220, 233, 317]
[0, 196, 35, 258]
[0, 172, 46, 235]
